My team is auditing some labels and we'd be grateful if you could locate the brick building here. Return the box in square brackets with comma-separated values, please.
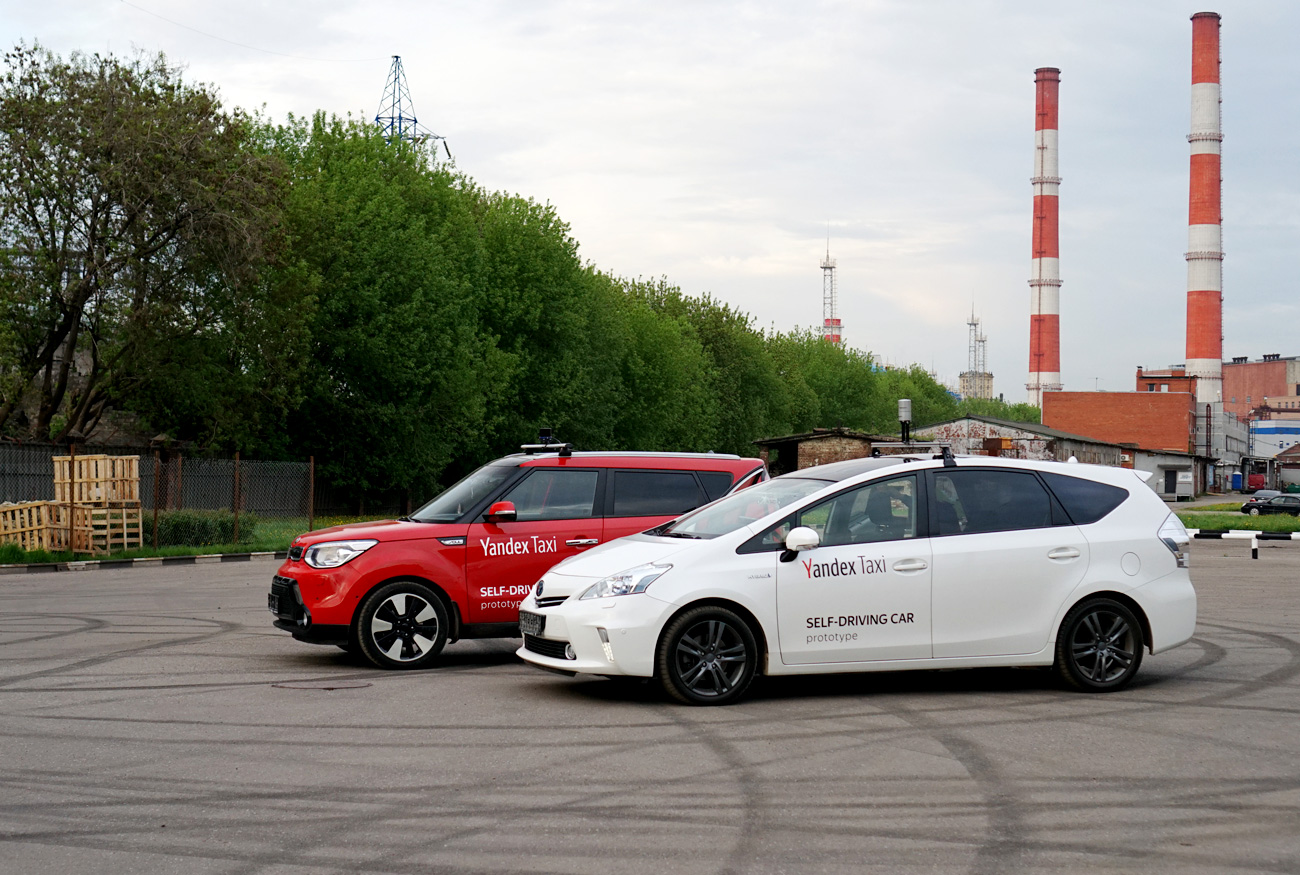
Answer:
[752, 428, 896, 476]
[1043, 391, 1196, 454]
[1135, 366, 1198, 395]
[1223, 354, 1300, 419]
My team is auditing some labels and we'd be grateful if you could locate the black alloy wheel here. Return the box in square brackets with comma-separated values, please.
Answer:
[356, 581, 448, 670]
[656, 606, 757, 705]
[1055, 597, 1144, 692]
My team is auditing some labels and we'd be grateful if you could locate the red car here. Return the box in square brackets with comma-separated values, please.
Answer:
[268, 445, 767, 668]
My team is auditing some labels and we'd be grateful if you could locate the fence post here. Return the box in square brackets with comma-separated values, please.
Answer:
[67, 442, 76, 554]
[308, 455, 315, 532]
[232, 451, 241, 544]
[176, 454, 184, 510]
[152, 451, 161, 550]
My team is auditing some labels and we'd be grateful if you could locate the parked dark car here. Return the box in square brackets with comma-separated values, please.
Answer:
[1241, 494, 1300, 516]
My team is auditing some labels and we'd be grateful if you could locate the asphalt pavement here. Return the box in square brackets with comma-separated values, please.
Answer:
[1, 544, 1298, 874]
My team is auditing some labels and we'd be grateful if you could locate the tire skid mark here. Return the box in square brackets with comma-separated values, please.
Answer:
[0, 615, 109, 647]
[659, 707, 764, 875]
[1186, 621, 1300, 706]
[0, 616, 239, 688]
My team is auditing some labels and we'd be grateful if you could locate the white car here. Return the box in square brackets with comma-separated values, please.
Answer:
[516, 454, 1196, 705]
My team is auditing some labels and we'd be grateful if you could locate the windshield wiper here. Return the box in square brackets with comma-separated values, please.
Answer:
[660, 531, 703, 539]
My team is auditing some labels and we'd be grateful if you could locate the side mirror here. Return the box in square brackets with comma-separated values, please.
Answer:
[779, 526, 819, 563]
[484, 501, 517, 524]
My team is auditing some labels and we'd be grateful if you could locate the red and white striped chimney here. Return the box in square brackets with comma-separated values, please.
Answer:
[1027, 67, 1062, 408]
[1186, 12, 1223, 403]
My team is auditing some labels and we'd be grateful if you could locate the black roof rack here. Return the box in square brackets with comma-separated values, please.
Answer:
[520, 442, 573, 457]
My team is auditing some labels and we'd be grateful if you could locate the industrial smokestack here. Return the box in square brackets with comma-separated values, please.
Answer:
[1186, 12, 1223, 403]
[1027, 67, 1062, 408]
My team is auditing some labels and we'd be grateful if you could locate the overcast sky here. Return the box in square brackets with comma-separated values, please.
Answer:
[4, 1, 1297, 402]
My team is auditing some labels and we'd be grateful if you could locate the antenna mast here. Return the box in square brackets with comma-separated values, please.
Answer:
[375, 55, 450, 157]
[821, 236, 843, 345]
[959, 308, 994, 400]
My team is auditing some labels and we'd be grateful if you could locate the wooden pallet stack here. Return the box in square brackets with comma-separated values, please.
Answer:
[53, 455, 144, 554]
[0, 455, 143, 556]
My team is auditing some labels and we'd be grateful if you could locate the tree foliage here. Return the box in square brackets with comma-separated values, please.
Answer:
[0, 44, 285, 442]
[0, 45, 1043, 505]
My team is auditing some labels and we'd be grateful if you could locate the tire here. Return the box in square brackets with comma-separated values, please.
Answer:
[355, 581, 448, 670]
[1055, 597, 1144, 692]
[1249, 507, 1261, 516]
[656, 606, 758, 705]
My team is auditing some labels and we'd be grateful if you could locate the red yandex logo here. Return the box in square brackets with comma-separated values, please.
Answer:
[801, 556, 886, 579]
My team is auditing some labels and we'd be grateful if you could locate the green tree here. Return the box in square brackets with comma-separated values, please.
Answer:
[271, 114, 509, 498]
[0, 44, 285, 441]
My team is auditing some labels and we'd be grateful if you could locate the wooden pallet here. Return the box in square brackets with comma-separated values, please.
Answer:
[0, 501, 56, 552]
[53, 455, 140, 505]
[0, 502, 143, 555]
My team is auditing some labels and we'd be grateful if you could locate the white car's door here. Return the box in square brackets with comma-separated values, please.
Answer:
[927, 467, 1090, 658]
[774, 474, 932, 664]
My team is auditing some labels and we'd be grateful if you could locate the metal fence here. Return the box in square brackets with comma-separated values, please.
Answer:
[0, 443, 315, 552]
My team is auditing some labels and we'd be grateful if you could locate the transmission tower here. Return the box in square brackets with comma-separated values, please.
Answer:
[375, 55, 450, 157]
[820, 239, 842, 345]
[959, 307, 994, 400]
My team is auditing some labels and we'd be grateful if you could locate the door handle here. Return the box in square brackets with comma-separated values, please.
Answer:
[1047, 547, 1081, 560]
[566, 538, 600, 547]
[891, 558, 928, 572]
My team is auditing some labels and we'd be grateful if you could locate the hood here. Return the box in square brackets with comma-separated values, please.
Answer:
[293, 519, 452, 545]
[547, 532, 700, 579]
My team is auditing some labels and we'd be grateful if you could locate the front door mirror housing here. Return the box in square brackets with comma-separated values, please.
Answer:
[779, 526, 819, 563]
[484, 501, 517, 524]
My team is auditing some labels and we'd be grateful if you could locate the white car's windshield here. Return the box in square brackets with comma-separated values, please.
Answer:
[654, 477, 831, 539]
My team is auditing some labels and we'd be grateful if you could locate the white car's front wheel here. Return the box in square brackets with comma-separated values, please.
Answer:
[657, 606, 758, 706]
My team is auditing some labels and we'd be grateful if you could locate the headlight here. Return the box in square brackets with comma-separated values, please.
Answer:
[580, 563, 671, 599]
[1158, 515, 1190, 569]
[304, 540, 379, 568]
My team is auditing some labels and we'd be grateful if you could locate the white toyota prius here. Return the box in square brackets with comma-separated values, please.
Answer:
[516, 454, 1196, 705]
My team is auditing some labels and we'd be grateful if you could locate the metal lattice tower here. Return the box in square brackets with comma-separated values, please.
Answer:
[375, 55, 449, 156]
[960, 308, 994, 400]
[820, 240, 842, 345]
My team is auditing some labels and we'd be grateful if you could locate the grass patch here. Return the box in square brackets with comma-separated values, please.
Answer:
[0, 514, 397, 566]
[1176, 511, 1300, 532]
[1189, 502, 1247, 512]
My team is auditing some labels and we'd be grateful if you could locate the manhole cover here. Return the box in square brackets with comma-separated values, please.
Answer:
[272, 680, 373, 690]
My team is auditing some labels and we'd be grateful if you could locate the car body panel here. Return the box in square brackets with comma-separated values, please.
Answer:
[270, 452, 766, 648]
[517, 455, 1196, 692]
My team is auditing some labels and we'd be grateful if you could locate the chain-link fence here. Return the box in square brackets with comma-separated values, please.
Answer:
[0, 443, 317, 554]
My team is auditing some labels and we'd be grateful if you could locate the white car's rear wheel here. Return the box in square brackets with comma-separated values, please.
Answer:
[1056, 598, 1143, 692]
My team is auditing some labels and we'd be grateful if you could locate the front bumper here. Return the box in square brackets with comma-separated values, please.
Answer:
[515, 591, 677, 678]
[267, 574, 348, 645]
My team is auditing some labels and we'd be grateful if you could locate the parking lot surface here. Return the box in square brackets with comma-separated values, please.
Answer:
[2, 543, 1298, 874]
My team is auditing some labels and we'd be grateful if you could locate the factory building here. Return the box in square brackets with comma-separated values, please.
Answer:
[1222, 354, 1300, 420]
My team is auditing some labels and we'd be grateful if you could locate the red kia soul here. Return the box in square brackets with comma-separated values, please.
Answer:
[268, 443, 766, 669]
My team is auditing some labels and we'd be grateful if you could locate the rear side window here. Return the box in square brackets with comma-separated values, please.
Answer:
[933, 469, 1053, 535]
[612, 470, 703, 517]
[1041, 472, 1128, 525]
[698, 471, 733, 501]
[503, 469, 600, 521]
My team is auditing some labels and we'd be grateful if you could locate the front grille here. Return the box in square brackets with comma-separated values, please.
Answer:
[536, 596, 568, 608]
[523, 634, 573, 660]
[289, 546, 304, 561]
[270, 575, 307, 624]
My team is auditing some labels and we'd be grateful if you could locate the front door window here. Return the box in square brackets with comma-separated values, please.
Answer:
[774, 475, 932, 664]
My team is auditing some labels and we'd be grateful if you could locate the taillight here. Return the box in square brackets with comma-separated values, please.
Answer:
[1159, 514, 1190, 568]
